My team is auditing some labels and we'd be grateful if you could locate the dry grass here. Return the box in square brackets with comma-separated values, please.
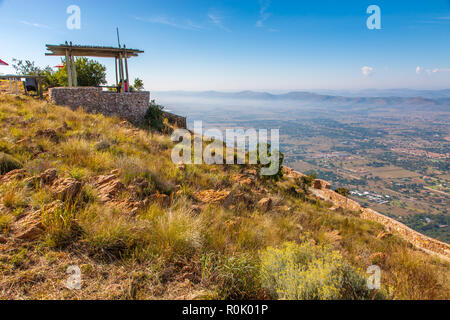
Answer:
[0, 93, 448, 300]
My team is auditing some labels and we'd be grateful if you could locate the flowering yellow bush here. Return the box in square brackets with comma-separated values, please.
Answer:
[260, 241, 383, 300]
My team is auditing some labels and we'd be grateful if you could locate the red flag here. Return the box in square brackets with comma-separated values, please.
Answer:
[0, 59, 8, 66]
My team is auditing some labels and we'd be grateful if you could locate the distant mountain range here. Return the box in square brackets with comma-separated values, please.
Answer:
[153, 90, 450, 110]
[311, 89, 450, 99]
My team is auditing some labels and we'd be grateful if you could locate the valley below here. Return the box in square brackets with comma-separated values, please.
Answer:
[153, 90, 450, 243]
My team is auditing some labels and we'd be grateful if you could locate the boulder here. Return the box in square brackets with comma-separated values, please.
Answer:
[231, 174, 254, 186]
[14, 211, 45, 241]
[313, 179, 331, 190]
[25, 168, 59, 187]
[0, 169, 27, 183]
[38, 168, 58, 185]
[92, 174, 125, 202]
[194, 190, 231, 204]
[52, 178, 82, 201]
[149, 193, 171, 207]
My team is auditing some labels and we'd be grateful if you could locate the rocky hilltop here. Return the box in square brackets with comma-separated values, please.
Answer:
[0, 91, 448, 300]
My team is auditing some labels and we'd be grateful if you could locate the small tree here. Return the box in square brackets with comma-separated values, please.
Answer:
[133, 78, 144, 91]
[12, 58, 107, 88]
[54, 57, 107, 87]
[12, 59, 42, 75]
[144, 100, 165, 131]
[12, 59, 59, 88]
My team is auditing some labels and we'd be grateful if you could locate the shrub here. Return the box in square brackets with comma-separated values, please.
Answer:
[80, 205, 137, 260]
[42, 202, 82, 248]
[150, 209, 201, 260]
[0, 213, 13, 235]
[144, 100, 164, 131]
[3, 188, 27, 209]
[201, 253, 262, 300]
[0, 152, 23, 175]
[260, 241, 384, 300]
[336, 187, 350, 197]
[133, 78, 144, 91]
[12, 57, 107, 88]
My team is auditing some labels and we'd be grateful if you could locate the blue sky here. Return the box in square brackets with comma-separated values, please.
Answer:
[1, 0, 450, 91]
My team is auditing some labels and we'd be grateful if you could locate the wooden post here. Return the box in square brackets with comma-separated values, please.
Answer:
[117, 55, 122, 91]
[9, 78, 12, 94]
[66, 49, 73, 87]
[71, 56, 77, 87]
[119, 53, 125, 93]
[115, 57, 119, 89]
[38, 78, 43, 98]
[15, 78, 18, 95]
[124, 46, 130, 92]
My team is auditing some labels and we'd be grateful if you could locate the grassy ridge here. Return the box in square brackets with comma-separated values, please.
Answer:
[0, 93, 448, 300]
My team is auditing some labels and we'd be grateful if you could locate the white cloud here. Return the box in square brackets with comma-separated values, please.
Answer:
[432, 68, 450, 73]
[256, 0, 271, 27]
[20, 20, 51, 29]
[418, 67, 450, 75]
[361, 66, 374, 76]
[208, 13, 230, 32]
[134, 16, 203, 31]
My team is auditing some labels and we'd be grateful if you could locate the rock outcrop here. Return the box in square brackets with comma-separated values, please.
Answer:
[52, 178, 82, 201]
[194, 190, 231, 204]
[0, 169, 28, 183]
[92, 174, 125, 202]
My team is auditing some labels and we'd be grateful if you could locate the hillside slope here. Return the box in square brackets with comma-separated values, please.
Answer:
[0, 93, 449, 300]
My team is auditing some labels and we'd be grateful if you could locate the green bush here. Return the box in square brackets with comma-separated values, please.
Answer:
[54, 58, 107, 87]
[133, 78, 144, 91]
[0, 152, 23, 175]
[260, 241, 385, 300]
[144, 100, 165, 131]
[12, 57, 107, 88]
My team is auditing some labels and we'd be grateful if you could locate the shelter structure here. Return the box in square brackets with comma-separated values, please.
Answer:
[45, 42, 144, 92]
[0, 74, 43, 97]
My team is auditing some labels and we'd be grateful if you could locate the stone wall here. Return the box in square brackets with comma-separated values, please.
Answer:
[284, 167, 450, 262]
[49, 87, 150, 124]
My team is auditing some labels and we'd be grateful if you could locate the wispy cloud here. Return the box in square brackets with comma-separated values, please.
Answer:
[134, 15, 203, 31]
[416, 16, 450, 24]
[361, 66, 374, 76]
[207, 12, 230, 32]
[417, 66, 450, 75]
[256, 0, 271, 27]
[416, 66, 423, 74]
[20, 20, 51, 29]
[431, 68, 450, 73]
